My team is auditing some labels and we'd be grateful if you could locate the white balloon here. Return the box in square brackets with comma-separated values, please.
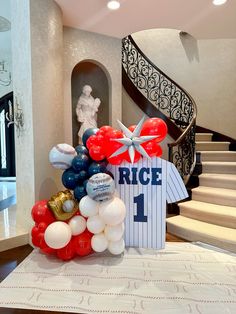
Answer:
[79, 196, 99, 217]
[104, 223, 124, 242]
[44, 222, 72, 249]
[108, 238, 125, 255]
[91, 233, 108, 252]
[87, 215, 105, 234]
[68, 215, 87, 236]
[62, 199, 75, 213]
[99, 197, 126, 226]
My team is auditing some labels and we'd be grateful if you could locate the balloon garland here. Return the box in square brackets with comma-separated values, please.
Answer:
[31, 117, 167, 261]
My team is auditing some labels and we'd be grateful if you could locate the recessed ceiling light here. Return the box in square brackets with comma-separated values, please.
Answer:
[107, 1, 120, 10]
[213, 0, 227, 5]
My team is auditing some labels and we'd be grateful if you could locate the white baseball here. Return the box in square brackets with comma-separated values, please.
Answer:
[79, 196, 99, 217]
[104, 223, 124, 242]
[62, 199, 75, 213]
[91, 233, 108, 253]
[44, 222, 72, 249]
[86, 173, 115, 201]
[87, 215, 105, 234]
[68, 216, 87, 236]
[49, 143, 76, 170]
[108, 238, 125, 255]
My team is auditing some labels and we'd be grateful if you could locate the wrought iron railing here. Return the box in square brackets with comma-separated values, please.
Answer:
[122, 35, 197, 183]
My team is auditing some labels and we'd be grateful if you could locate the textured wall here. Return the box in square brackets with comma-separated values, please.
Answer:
[63, 27, 122, 144]
[30, 0, 64, 203]
[131, 29, 236, 138]
[11, 0, 64, 230]
[11, 0, 35, 229]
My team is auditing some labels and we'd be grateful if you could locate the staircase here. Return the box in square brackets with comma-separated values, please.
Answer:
[167, 133, 236, 253]
[122, 35, 236, 253]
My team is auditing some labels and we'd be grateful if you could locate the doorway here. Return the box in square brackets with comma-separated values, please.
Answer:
[0, 92, 15, 178]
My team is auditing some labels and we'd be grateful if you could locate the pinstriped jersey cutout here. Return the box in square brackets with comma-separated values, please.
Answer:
[108, 157, 188, 250]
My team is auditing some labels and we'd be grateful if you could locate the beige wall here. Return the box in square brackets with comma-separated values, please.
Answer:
[12, 0, 64, 230]
[130, 29, 236, 138]
[63, 27, 122, 144]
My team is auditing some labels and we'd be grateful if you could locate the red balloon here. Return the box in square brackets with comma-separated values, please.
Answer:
[37, 221, 49, 232]
[104, 129, 124, 158]
[57, 240, 76, 261]
[100, 125, 114, 134]
[107, 155, 123, 165]
[155, 144, 163, 157]
[31, 200, 55, 224]
[141, 118, 168, 143]
[128, 125, 136, 132]
[142, 141, 161, 157]
[86, 135, 98, 150]
[89, 145, 106, 161]
[73, 232, 93, 257]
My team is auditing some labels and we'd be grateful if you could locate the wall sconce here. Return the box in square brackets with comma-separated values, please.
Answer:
[0, 60, 12, 86]
[6, 97, 24, 136]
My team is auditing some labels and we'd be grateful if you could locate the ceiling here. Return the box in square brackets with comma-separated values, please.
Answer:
[55, 0, 236, 39]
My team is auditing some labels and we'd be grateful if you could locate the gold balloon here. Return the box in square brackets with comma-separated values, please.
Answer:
[48, 190, 79, 221]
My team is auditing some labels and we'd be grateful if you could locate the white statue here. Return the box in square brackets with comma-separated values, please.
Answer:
[76, 85, 101, 143]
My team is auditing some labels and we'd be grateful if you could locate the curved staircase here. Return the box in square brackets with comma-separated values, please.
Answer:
[167, 133, 236, 253]
[122, 35, 236, 253]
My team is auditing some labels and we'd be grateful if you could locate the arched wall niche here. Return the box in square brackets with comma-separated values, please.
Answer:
[71, 59, 111, 146]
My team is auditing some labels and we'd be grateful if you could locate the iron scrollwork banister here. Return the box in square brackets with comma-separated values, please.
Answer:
[122, 35, 197, 183]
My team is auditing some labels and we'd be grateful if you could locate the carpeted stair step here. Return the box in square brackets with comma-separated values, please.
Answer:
[192, 186, 236, 206]
[200, 151, 236, 162]
[166, 215, 236, 253]
[199, 173, 236, 189]
[202, 161, 236, 174]
[195, 133, 213, 142]
[179, 200, 236, 229]
[196, 141, 230, 151]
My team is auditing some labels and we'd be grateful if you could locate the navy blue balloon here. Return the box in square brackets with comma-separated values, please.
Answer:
[75, 145, 89, 156]
[72, 154, 90, 172]
[62, 169, 79, 190]
[88, 162, 106, 177]
[74, 185, 87, 201]
[82, 128, 99, 147]
[77, 170, 88, 183]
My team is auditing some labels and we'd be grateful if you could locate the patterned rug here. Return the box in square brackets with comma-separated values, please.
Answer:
[0, 243, 236, 314]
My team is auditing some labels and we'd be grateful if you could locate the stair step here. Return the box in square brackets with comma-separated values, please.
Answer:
[199, 173, 236, 189]
[196, 141, 230, 151]
[202, 161, 236, 174]
[200, 151, 236, 162]
[166, 216, 236, 253]
[179, 200, 236, 229]
[195, 133, 213, 142]
[192, 186, 236, 206]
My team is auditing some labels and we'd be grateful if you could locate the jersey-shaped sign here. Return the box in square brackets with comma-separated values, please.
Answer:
[109, 157, 188, 250]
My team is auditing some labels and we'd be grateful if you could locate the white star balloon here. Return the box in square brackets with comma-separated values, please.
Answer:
[110, 116, 160, 163]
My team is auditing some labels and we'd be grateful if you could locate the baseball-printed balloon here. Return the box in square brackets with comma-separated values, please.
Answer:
[49, 144, 77, 170]
[86, 173, 115, 202]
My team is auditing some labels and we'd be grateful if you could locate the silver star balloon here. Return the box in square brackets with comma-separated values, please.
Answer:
[110, 116, 160, 163]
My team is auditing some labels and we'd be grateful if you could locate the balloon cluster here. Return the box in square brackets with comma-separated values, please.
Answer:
[31, 172, 126, 260]
[49, 131, 111, 202]
[84, 118, 167, 165]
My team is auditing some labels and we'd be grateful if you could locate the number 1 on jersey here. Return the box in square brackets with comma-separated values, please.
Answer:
[134, 193, 147, 222]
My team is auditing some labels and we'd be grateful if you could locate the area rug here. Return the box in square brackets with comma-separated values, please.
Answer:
[0, 243, 236, 314]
